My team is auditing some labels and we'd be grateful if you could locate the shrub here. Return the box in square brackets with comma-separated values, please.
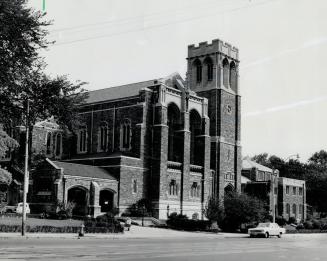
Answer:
[303, 221, 313, 229]
[276, 216, 287, 227]
[288, 217, 296, 224]
[166, 213, 210, 231]
[312, 219, 322, 229]
[127, 198, 152, 217]
[321, 222, 327, 230]
[85, 213, 123, 233]
[296, 223, 305, 230]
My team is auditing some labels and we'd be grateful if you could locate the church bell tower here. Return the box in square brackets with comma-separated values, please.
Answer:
[186, 39, 242, 199]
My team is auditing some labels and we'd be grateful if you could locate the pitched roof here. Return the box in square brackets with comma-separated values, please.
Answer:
[52, 161, 116, 181]
[84, 79, 157, 104]
[242, 157, 273, 173]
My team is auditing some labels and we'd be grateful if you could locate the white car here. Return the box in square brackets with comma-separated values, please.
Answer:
[248, 222, 286, 238]
[15, 203, 30, 214]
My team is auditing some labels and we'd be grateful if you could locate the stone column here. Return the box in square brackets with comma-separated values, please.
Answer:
[178, 111, 190, 215]
[89, 181, 101, 217]
[200, 117, 211, 218]
[152, 104, 168, 219]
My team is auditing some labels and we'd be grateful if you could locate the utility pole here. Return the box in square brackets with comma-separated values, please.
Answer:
[272, 169, 276, 223]
[22, 99, 29, 236]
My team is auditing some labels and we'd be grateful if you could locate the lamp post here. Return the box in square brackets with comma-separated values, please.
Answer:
[22, 99, 30, 236]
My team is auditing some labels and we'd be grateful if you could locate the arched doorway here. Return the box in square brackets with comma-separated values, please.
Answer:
[67, 186, 88, 216]
[99, 189, 114, 213]
[224, 183, 234, 196]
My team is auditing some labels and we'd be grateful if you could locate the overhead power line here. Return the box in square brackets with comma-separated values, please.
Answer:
[52, 0, 278, 47]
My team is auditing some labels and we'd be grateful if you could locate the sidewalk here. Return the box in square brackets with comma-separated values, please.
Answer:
[0, 226, 247, 240]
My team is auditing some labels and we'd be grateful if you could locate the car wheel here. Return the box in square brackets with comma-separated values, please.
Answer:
[278, 232, 282, 238]
[265, 232, 269, 238]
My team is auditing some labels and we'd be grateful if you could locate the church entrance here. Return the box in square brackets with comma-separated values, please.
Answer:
[67, 186, 88, 216]
[99, 189, 114, 213]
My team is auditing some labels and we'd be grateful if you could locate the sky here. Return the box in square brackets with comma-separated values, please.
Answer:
[28, 0, 327, 162]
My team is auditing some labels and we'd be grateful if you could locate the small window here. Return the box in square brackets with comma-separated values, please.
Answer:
[286, 186, 290, 194]
[293, 187, 297, 195]
[299, 187, 303, 196]
[169, 179, 178, 196]
[274, 187, 278, 195]
[191, 182, 200, 198]
[299, 204, 303, 215]
[132, 179, 137, 194]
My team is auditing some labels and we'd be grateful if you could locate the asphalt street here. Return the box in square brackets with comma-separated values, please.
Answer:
[0, 232, 326, 260]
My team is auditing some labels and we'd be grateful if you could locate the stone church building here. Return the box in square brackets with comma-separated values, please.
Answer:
[31, 39, 241, 219]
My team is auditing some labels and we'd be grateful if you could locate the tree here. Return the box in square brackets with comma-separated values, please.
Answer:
[223, 192, 268, 231]
[0, 0, 51, 120]
[251, 153, 269, 166]
[204, 197, 225, 225]
[0, 127, 18, 185]
[251, 151, 327, 214]
[0, 0, 87, 129]
[0, 128, 18, 158]
[308, 150, 327, 170]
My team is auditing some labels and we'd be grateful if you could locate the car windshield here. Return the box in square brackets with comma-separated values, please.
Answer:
[257, 223, 270, 228]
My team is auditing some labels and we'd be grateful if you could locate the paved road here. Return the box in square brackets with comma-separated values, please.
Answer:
[0, 232, 326, 260]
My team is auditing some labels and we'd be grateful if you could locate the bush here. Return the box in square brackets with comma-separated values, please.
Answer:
[296, 223, 305, 230]
[321, 222, 327, 230]
[127, 198, 152, 217]
[312, 219, 322, 229]
[84, 213, 124, 233]
[276, 216, 287, 227]
[303, 221, 313, 229]
[166, 213, 210, 231]
[288, 217, 296, 224]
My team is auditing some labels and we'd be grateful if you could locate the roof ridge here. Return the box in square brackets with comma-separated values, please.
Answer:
[87, 79, 159, 94]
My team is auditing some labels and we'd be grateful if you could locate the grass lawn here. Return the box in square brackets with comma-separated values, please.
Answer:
[0, 216, 83, 228]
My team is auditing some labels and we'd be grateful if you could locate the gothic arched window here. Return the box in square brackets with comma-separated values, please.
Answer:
[98, 122, 108, 151]
[55, 133, 62, 157]
[46, 132, 52, 155]
[222, 58, 229, 87]
[78, 126, 87, 153]
[193, 59, 202, 83]
[204, 57, 214, 82]
[230, 61, 237, 92]
[120, 119, 132, 150]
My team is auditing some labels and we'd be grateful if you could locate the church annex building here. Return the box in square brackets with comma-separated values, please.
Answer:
[31, 39, 242, 219]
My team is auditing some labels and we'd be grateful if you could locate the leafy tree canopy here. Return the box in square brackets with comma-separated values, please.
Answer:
[0, 0, 88, 130]
[251, 151, 327, 214]
[223, 192, 268, 231]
